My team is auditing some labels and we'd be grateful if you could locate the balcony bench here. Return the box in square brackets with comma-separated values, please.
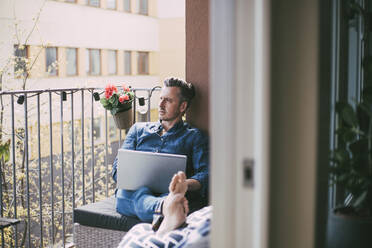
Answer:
[73, 196, 141, 248]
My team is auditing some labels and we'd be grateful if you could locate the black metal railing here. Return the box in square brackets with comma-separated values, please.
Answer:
[0, 86, 160, 247]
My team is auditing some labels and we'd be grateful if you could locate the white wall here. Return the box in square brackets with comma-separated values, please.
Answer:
[157, 0, 185, 18]
[0, 0, 158, 50]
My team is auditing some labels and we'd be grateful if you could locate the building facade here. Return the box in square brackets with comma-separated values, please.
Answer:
[0, 0, 185, 93]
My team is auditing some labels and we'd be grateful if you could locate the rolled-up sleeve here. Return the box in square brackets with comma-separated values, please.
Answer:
[112, 124, 138, 182]
[190, 132, 209, 198]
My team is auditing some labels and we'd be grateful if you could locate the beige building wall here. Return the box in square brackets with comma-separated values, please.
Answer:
[28, 45, 45, 78]
[58, 47, 66, 77]
[78, 47, 86, 76]
[149, 51, 159, 75]
[101, 49, 108, 76]
[158, 18, 185, 82]
[117, 50, 124, 75]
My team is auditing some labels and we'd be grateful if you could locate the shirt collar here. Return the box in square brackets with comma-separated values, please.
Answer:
[155, 120, 184, 134]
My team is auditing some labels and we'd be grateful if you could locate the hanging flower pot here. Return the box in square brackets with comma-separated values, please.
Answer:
[100, 83, 135, 129]
[113, 107, 133, 130]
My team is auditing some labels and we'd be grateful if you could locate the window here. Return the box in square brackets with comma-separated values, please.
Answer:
[137, 51, 149, 75]
[66, 48, 77, 76]
[46, 47, 58, 76]
[14, 44, 28, 77]
[86, 0, 100, 7]
[137, 0, 148, 15]
[65, 0, 76, 3]
[124, 51, 131, 75]
[124, 0, 131, 12]
[107, 0, 116, 9]
[108, 50, 117, 75]
[328, 0, 371, 209]
[86, 49, 101, 75]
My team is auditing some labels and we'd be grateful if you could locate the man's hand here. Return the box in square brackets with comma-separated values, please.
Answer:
[186, 179, 201, 191]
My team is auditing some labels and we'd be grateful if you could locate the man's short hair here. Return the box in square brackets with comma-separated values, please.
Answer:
[164, 77, 195, 109]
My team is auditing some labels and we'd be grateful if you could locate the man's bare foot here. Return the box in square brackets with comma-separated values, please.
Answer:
[157, 193, 188, 235]
[168, 171, 187, 195]
[157, 172, 189, 235]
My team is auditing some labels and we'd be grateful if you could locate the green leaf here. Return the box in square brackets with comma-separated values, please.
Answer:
[331, 149, 349, 164]
[339, 128, 357, 143]
[0, 140, 10, 163]
[352, 191, 368, 208]
[111, 108, 118, 115]
[336, 102, 358, 127]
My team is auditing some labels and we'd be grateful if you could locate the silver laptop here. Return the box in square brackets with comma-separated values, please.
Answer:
[117, 149, 187, 193]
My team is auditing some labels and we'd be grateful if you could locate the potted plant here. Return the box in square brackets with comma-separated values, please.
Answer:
[328, 95, 372, 247]
[327, 3, 372, 247]
[100, 84, 134, 129]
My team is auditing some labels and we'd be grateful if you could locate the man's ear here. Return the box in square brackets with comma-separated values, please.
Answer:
[180, 101, 188, 113]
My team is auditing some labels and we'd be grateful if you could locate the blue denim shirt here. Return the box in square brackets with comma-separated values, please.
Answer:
[112, 121, 209, 202]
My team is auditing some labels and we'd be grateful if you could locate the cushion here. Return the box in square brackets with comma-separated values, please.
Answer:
[73, 196, 142, 232]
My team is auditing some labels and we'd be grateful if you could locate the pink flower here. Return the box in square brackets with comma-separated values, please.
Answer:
[104, 84, 119, 99]
[119, 95, 126, 103]
[122, 84, 130, 92]
[123, 94, 129, 101]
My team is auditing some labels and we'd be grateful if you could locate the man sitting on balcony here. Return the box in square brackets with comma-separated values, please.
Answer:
[117, 171, 211, 248]
[112, 77, 209, 222]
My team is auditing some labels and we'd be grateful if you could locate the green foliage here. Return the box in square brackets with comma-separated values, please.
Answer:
[330, 0, 372, 217]
[100, 92, 133, 115]
[0, 139, 10, 162]
[99, 85, 134, 115]
[330, 96, 372, 215]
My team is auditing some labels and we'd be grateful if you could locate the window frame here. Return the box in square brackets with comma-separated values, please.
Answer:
[86, 0, 100, 7]
[137, 0, 148, 15]
[123, 0, 131, 12]
[14, 44, 28, 78]
[124, 51, 132, 75]
[106, 0, 117, 10]
[328, 0, 368, 209]
[137, 51, 149, 75]
[45, 47, 58, 77]
[107, 50, 117, 75]
[66, 47, 78, 76]
[86, 48, 101, 76]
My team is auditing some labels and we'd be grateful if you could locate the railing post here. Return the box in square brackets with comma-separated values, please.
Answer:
[91, 91, 95, 203]
[24, 94, 31, 247]
[105, 110, 108, 197]
[71, 91, 76, 214]
[60, 93, 65, 247]
[81, 90, 85, 205]
[11, 94, 18, 248]
[37, 94, 43, 247]
[49, 91, 55, 245]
